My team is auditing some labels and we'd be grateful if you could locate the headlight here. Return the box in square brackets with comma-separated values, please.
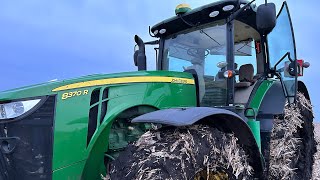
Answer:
[0, 99, 41, 120]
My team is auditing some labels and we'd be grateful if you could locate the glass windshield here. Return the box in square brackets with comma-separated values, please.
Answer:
[162, 22, 258, 107]
[163, 23, 227, 106]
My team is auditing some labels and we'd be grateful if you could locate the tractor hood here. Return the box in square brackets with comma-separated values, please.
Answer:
[0, 70, 196, 180]
[0, 71, 194, 101]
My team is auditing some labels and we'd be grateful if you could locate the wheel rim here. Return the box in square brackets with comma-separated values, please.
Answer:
[194, 169, 228, 180]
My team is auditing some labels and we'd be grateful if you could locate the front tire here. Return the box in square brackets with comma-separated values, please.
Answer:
[110, 125, 254, 180]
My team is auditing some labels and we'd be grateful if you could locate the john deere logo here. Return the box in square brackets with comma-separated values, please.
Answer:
[171, 78, 188, 84]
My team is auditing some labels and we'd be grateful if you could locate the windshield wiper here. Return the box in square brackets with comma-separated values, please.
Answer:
[272, 52, 293, 71]
[200, 29, 221, 46]
[235, 39, 253, 55]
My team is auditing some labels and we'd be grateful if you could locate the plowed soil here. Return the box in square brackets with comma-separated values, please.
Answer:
[313, 123, 320, 179]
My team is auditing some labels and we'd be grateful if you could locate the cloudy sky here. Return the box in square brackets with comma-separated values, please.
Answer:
[0, 0, 319, 119]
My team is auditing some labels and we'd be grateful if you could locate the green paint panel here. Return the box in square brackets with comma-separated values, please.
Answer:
[0, 71, 193, 101]
[247, 80, 275, 151]
[81, 82, 196, 179]
[0, 71, 197, 180]
[247, 120, 261, 151]
[249, 80, 274, 113]
[52, 160, 86, 180]
[51, 78, 196, 179]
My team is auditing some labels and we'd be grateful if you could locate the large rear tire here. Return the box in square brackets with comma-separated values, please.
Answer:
[268, 93, 316, 180]
[109, 125, 254, 180]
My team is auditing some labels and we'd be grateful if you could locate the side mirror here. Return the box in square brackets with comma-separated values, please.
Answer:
[286, 60, 310, 77]
[256, 3, 276, 35]
[133, 35, 147, 71]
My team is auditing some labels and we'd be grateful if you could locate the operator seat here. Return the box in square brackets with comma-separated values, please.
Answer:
[235, 64, 255, 88]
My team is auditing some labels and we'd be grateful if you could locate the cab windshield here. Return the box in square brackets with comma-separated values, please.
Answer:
[162, 21, 258, 107]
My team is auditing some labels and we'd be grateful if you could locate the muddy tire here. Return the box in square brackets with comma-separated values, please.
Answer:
[268, 93, 316, 180]
[109, 125, 254, 180]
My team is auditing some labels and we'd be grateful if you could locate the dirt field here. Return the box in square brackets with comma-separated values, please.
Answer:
[313, 123, 320, 179]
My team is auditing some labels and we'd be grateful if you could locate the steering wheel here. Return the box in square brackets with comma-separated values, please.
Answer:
[187, 48, 209, 58]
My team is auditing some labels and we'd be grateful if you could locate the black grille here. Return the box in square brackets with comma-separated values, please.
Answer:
[87, 88, 109, 146]
[0, 96, 55, 180]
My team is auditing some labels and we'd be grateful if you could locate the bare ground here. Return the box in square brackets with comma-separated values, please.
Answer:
[313, 123, 320, 179]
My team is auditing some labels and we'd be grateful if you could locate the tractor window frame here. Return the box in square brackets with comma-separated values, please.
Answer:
[158, 20, 261, 73]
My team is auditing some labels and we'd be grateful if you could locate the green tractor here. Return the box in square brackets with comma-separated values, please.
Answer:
[0, 0, 316, 179]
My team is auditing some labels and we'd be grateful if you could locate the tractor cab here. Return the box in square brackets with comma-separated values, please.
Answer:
[134, 0, 309, 107]
[127, 2, 314, 178]
[156, 13, 261, 107]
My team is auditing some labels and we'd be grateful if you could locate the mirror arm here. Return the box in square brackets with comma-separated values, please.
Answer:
[273, 52, 293, 70]
[271, 52, 296, 105]
[274, 71, 291, 104]
[144, 40, 160, 45]
[228, 0, 256, 23]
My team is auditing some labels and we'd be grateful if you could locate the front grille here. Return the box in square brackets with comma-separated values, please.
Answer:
[0, 96, 55, 180]
[87, 88, 109, 146]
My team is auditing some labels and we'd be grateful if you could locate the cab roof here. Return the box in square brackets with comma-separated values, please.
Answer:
[151, 0, 258, 38]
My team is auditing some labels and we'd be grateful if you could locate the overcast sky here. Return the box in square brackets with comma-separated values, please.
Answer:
[0, 0, 319, 119]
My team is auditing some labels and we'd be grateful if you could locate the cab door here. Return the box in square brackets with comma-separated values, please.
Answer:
[267, 1, 297, 102]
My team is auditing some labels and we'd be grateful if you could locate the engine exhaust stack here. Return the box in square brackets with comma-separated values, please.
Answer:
[133, 35, 147, 71]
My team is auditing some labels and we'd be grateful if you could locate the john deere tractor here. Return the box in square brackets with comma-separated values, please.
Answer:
[0, 0, 315, 180]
